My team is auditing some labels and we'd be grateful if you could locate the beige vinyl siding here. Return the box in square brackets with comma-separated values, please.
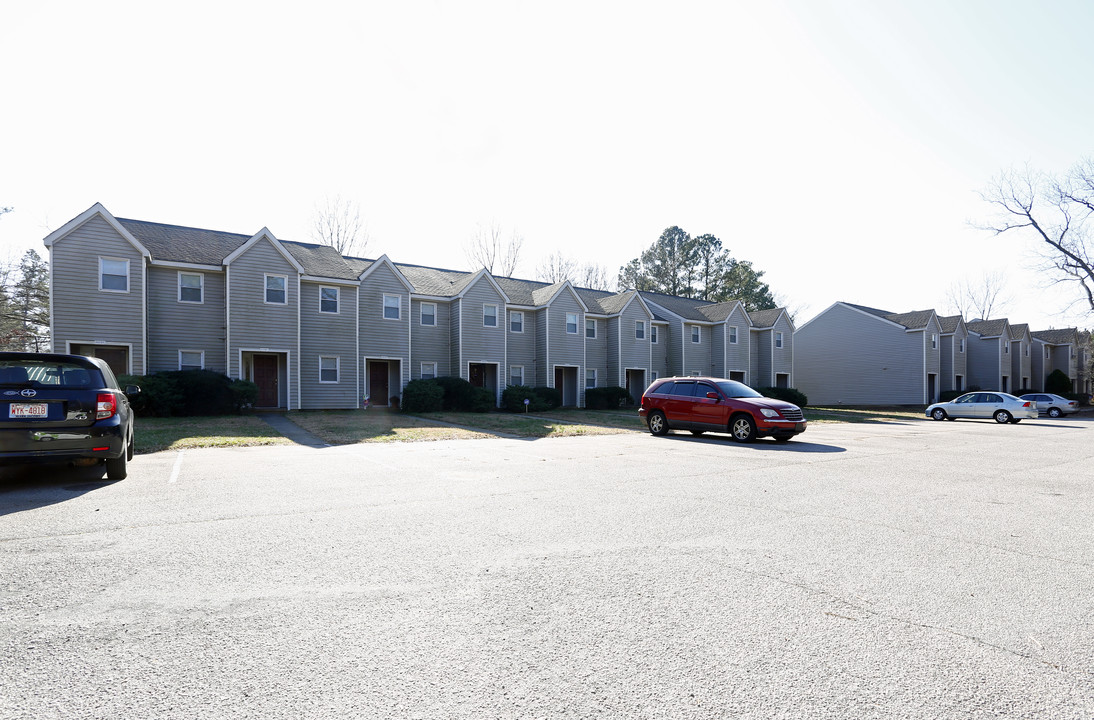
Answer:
[227, 239, 300, 407]
[359, 263, 410, 391]
[793, 304, 923, 405]
[50, 215, 146, 373]
[300, 282, 358, 409]
[147, 266, 226, 373]
[412, 298, 451, 379]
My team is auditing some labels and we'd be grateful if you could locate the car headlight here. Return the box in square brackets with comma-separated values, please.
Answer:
[760, 408, 780, 418]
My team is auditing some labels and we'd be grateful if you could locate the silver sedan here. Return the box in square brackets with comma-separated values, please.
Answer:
[926, 391, 1039, 424]
[1018, 393, 1080, 418]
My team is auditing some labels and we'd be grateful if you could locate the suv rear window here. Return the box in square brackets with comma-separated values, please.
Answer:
[0, 360, 102, 388]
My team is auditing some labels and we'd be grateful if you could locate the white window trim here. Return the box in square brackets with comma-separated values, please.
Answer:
[178, 349, 205, 370]
[691, 325, 701, 344]
[264, 274, 288, 305]
[178, 271, 204, 304]
[420, 302, 437, 327]
[635, 320, 645, 340]
[586, 368, 597, 388]
[421, 361, 437, 380]
[775, 331, 784, 349]
[566, 312, 579, 334]
[585, 318, 597, 339]
[319, 286, 340, 314]
[382, 293, 401, 320]
[931, 333, 937, 350]
[99, 256, 130, 293]
[510, 311, 524, 333]
[728, 325, 738, 344]
[651, 325, 658, 344]
[319, 355, 340, 384]
[483, 303, 499, 328]
[510, 365, 524, 386]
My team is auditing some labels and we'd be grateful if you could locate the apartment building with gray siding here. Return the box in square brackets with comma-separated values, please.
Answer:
[44, 203, 797, 410]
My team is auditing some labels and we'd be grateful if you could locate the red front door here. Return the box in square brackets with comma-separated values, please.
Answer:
[254, 355, 279, 407]
[370, 362, 389, 406]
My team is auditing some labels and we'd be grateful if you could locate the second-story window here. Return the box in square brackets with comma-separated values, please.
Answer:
[99, 257, 129, 292]
[635, 321, 645, 340]
[651, 325, 658, 344]
[179, 272, 203, 303]
[586, 319, 596, 339]
[421, 302, 436, 326]
[729, 326, 738, 344]
[566, 313, 578, 334]
[320, 287, 339, 314]
[931, 334, 937, 350]
[960, 339, 965, 353]
[511, 311, 524, 333]
[484, 304, 498, 327]
[691, 326, 701, 344]
[383, 294, 401, 320]
[776, 331, 784, 349]
[265, 275, 287, 304]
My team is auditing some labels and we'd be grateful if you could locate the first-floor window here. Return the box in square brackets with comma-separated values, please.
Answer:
[586, 368, 596, 388]
[421, 362, 437, 380]
[319, 356, 339, 383]
[510, 365, 524, 386]
[179, 350, 204, 371]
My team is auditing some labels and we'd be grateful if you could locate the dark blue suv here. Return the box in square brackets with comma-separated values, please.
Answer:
[0, 353, 140, 479]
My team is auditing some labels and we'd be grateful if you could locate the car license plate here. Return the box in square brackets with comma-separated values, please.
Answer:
[9, 403, 48, 418]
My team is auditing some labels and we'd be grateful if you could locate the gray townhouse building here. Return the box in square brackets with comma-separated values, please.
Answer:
[43, 203, 795, 410]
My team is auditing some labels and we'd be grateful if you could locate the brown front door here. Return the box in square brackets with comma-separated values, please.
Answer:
[370, 362, 389, 406]
[254, 355, 279, 407]
[470, 364, 485, 388]
[94, 348, 129, 378]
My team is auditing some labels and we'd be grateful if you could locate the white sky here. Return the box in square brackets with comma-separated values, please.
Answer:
[2, 0, 1092, 330]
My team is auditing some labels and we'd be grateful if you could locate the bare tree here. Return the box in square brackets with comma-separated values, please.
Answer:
[311, 196, 368, 256]
[980, 161, 1094, 314]
[946, 271, 1011, 321]
[536, 252, 578, 284]
[464, 222, 523, 277]
[577, 263, 614, 291]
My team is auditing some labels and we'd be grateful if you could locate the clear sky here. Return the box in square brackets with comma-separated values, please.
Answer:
[2, 0, 1091, 330]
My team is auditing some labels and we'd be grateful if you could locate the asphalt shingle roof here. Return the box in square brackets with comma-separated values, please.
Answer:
[1032, 328, 1078, 344]
[938, 315, 965, 334]
[118, 218, 250, 266]
[281, 241, 359, 280]
[1008, 323, 1030, 341]
[967, 319, 1009, 337]
[748, 308, 784, 328]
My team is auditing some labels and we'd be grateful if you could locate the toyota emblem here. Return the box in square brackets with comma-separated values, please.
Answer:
[20, 389, 36, 398]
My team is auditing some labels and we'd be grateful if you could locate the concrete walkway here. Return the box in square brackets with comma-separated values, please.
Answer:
[257, 413, 330, 448]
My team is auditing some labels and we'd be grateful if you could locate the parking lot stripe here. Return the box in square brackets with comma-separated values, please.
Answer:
[168, 450, 184, 483]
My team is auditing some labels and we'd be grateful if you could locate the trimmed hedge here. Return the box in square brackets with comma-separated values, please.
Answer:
[118, 370, 258, 417]
[400, 379, 444, 413]
[1046, 369, 1072, 395]
[585, 386, 631, 410]
[757, 386, 808, 408]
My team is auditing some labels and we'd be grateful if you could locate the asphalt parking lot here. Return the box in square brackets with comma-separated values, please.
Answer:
[2, 416, 1093, 718]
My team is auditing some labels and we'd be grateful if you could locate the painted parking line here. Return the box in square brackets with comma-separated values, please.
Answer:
[168, 450, 184, 483]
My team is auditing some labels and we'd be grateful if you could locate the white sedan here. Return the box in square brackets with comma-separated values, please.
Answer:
[926, 392, 1038, 424]
[1019, 393, 1080, 418]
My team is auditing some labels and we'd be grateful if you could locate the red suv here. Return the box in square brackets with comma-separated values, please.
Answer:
[639, 377, 806, 443]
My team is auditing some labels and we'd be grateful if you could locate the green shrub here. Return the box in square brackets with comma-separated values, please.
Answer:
[469, 386, 496, 413]
[533, 386, 562, 410]
[1046, 369, 1072, 395]
[757, 386, 808, 408]
[401, 379, 444, 412]
[939, 390, 965, 403]
[433, 376, 476, 411]
[1064, 392, 1092, 406]
[585, 386, 631, 410]
[118, 370, 255, 417]
[502, 385, 536, 412]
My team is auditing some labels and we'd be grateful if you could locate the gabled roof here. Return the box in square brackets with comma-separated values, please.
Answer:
[282, 241, 360, 280]
[638, 291, 711, 322]
[118, 217, 247, 265]
[748, 307, 786, 329]
[938, 315, 966, 334]
[1008, 323, 1032, 341]
[842, 302, 936, 331]
[224, 228, 306, 273]
[1032, 328, 1078, 345]
[967, 318, 1009, 338]
[43, 203, 151, 258]
[357, 254, 414, 291]
[697, 300, 747, 323]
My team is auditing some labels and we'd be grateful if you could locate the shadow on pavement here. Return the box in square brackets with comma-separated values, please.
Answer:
[0, 461, 118, 517]
[661, 432, 846, 453]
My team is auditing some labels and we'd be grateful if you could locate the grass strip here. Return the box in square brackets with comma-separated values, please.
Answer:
[135, 415, 293, 454]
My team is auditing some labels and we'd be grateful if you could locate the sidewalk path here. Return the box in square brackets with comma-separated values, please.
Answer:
[257, 414, 330, 448]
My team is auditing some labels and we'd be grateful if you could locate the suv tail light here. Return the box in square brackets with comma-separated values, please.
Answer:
[96, 392, 117, 419]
